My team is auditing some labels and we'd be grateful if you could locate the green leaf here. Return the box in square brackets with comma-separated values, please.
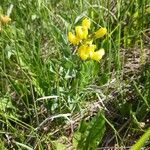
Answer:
[146, 7, 150, 13]
[51, 141, 66, 150]
[83, 111, 105, 150]
[77, 61, 99, 90]
[0, 97, 12, 111]
[15, 141, 33, 150]
[73, 111, 105, 150]
[131, 128, 150, 150]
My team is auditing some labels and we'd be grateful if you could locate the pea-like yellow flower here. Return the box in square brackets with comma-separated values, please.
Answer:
[78, 45, 88, 60]
[82, 18, 91, 29]
[68, 32, 80, 45]
[77, 43, 96, 60]
[0, 15, 11, 24]
[87, 44, 96, 57]
[75, 26, 88, 40]
[90, 48, 105, 61]
[95, 27, 107, 39]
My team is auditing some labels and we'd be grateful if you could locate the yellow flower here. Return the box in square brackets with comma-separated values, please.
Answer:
[77, 43, 96, 60]
[78, 45, 88, 60]
[0, 15, 11, 24]
[75, 26, 88, 40]
[68, 32, 80, 45]
[86, 44, 96, 56]
[95, 27, 107, 39]
[82, 18, 91, 29]
[90, 48, 105, 61]
[79, 51, 89, 60]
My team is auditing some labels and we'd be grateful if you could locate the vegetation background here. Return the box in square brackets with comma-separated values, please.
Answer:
[0, 0, 150, 149]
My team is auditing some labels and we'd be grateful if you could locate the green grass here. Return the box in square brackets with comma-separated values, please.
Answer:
[0, 0, 150, 149]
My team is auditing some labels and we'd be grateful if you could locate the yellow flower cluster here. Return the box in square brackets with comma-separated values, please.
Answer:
[0, 15, 11, 32]
[68, 18, 107, 61]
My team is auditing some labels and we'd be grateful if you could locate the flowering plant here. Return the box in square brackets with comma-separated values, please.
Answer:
[68, 18, 107, 61]
[0, 14, 11, 32]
